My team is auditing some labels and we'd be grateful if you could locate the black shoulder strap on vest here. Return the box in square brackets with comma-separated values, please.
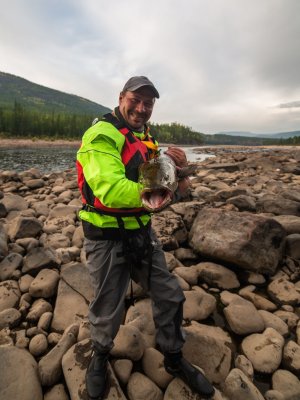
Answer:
[101, 113, 126, 131]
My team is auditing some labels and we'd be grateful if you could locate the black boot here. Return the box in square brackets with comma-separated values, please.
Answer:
[85, 350, 109, 400]
[164, 352, 215, 398]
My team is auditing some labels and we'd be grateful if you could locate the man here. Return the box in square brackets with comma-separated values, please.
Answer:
[77, 76, 215, 400]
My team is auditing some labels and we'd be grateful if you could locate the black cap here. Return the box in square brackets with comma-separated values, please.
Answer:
[122, 76, 160, 98]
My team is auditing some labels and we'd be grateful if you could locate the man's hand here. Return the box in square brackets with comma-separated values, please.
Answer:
[165, 146, 188, 168]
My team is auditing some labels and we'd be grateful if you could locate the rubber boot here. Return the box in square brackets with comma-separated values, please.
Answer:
[85, 350, 109, 400]
[164, 352, 215, 398]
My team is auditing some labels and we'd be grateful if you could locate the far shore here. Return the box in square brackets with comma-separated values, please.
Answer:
[0, 138, 298, 151]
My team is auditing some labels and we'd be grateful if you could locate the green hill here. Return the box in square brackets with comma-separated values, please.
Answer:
[0, 71, 111, 115]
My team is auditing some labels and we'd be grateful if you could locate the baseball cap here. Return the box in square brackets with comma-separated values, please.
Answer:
[122, 76, 160, 98]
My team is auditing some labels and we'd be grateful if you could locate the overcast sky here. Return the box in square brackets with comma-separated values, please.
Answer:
[1, 0, 300, 134]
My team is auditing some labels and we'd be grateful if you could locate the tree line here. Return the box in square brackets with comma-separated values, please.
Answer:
[0, 102, 205, 144]
[0, 101, 299, 145]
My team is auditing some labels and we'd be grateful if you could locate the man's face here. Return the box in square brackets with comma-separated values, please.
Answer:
[119, 86, 155, 130]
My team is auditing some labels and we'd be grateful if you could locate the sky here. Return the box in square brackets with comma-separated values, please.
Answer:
[1, 0, 300, 134]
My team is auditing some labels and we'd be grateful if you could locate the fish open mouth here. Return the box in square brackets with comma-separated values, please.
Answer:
[141, 187, 173, 212]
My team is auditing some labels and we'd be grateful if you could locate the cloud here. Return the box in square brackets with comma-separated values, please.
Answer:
[1, 0, 300, 133]
[278, 101, 300, 109]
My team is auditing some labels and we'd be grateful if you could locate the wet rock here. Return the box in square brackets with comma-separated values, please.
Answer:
[0, 346, 43, 400]
[189, 209, 286, 274]
[241, 328, 284, 373]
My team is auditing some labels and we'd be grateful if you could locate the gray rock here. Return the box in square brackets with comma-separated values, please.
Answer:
[38, 323, 79, 386]
[125, 298, 156, 348]
[44, 384, 70, 400]
[189, 209, 286, 275]
[223, 296, 265, 335]
[152, 211, 188, 250]
[110, 324, 146, 361]
[0, 307, 22, 329]
[0, 279, 21, 312]
[285, 234, 300, 259]
[0, 346, 43, 400]
[142, 347, 173, 389]
[127, 372, 163, 400]
[51, 263, 92, 332]
[183, 323, 232, 384]
[29, 333, 48, 357]
[26, 298, 53, 323]
[257, 194, 300, 216]
[0, 224, 8, 258]
[8, 216, 43, 240]
[22, 246, 61, 275]
[29, 268, 60, 298]
[183, 288, 216, 321]
[113, 359, 133, 385]
[272, 215, 300, 234]
[2, 193, 28, 212]
[0, 252, 23, 281]
[258, 310, 289, 337]
[195, 261, 240, 289]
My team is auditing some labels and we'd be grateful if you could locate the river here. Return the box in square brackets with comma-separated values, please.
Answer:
[0, 146, 215, 174]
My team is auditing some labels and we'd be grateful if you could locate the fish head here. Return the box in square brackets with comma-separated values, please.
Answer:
[139, 154, 178, 212]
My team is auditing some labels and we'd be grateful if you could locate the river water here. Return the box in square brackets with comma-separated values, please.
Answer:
[0, 146, 214, 174]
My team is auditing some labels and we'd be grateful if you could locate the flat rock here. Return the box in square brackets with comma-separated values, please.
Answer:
[268, 277, 300, 305]
[62, 338, 127, 400]
[127, 372, 163, 400]
[224, 368, 264, 400]
[22, 247, 61, 275]
[29, 268, 60, 298]
[183, 288, 216, 321]
[0, 279, 21, 312]
[189, 209, 286, 275]
[195, 261, 240, 289]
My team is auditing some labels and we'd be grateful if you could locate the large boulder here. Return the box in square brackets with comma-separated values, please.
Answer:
[189, 209, 286, 275]
[0, 346, 43, 400]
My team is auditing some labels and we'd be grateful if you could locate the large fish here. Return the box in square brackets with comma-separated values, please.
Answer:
[138, 153, 197, 212]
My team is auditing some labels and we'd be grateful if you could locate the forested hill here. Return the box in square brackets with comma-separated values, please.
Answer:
[0, 71, 111, 115]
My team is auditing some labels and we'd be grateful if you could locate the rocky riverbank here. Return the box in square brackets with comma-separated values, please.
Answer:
[0, 146, 300, 400]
